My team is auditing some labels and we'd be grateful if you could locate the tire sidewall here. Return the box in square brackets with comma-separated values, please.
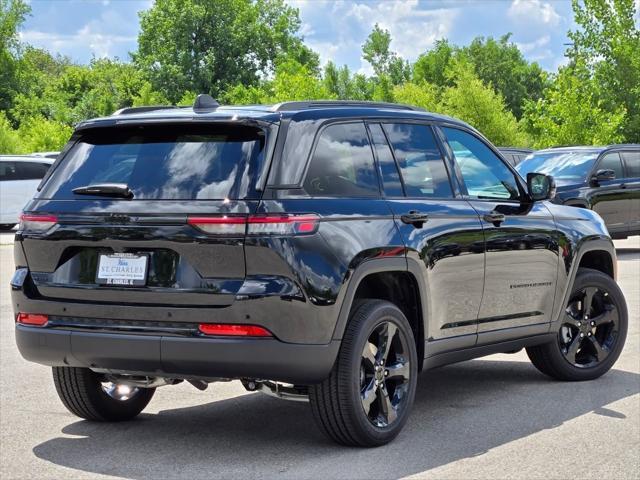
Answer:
[547, 269, 628, 380]
[340, 301, 418, 445]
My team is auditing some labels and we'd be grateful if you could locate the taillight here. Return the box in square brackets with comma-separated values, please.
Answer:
[247, 214, 319, 235]
[19, 213, 58, 233]
[187, 216, 246, 235]
[187, 214, 319, 236]
[198, 323, 272, 337]
[16, 313, 49, 327]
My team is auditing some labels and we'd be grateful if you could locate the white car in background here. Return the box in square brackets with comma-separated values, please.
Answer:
[0, 156, 55, 230]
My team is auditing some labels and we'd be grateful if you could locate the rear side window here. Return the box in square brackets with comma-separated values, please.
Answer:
[39, 124, 267, 200]
[0, 161, 50, 181]
[0, 161, 16, 181]
[621, 151, 640, 177]
[598, 152, 624, 179]
[303, 122, 378, 197]
[383, 123, 453, 198]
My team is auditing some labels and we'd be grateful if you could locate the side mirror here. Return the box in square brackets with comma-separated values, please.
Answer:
[590, 169, 615, 186]
[527, 172, 556, 201]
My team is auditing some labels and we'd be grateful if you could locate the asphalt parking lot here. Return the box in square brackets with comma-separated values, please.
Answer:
[0, 234, 638, 480]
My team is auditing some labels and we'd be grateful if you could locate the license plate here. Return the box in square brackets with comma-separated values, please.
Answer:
[96, 253, 148, 286]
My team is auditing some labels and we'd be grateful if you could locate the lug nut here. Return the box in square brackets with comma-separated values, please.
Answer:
[591, 321, 595, 326]
[385, 370, 389, 376]
[584, 315, 589, 320]
[580, 333, 585, 337]
[587, 332, 591, 336]
[577, 321, 581, 327]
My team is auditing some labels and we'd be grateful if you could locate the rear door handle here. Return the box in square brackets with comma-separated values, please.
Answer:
[400, 211, 429, 227]
[483, 211, 506, 226]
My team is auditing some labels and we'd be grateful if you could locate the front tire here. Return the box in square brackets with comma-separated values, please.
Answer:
[0, 224, 16, 231]
[526, 268, 627, 381]
[52, 367, 155, 421]
[309, 300, 418, 447]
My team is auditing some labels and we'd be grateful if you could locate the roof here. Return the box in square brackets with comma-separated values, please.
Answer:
[536, 144, 640, 154]
[76, 97, 474, 132]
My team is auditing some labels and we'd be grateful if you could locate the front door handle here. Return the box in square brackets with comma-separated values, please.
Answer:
[483, 211, 506, 226]
[400, 211, 429, 228]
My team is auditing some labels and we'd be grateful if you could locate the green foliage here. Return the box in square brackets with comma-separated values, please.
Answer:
[0, 0, 636, 155]
[522, 62, 626, 148]
[0, 0, 30, 114]
[440, 59, 529, 147]
[568, 0, 640, 141]
[134, 0, 316, 103]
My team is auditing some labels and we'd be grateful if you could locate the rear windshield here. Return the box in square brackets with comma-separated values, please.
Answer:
[40, 124, 267, 200]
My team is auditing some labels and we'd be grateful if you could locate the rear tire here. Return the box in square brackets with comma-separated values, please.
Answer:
[52, 367, 155, 421]
[526, 268, 627, 381]
[0, 224, 16, 231]
[309, 300, 418, 447]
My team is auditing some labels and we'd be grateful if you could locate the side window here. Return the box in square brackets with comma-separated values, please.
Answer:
[598, 152, 624, 179]
[368, 123, 403, 196]
[383, 123, 453, 198]
[14, 162, 51, 180]
[621, 151, 640, 178]
[442, 127, 520, 200]
[0, 161, 17, 181]
[303, 123, 379, 197]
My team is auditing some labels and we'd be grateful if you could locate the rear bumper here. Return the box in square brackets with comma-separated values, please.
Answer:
[15, 324, 340, 384]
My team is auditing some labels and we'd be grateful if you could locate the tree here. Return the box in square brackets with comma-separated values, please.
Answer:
[568, 0, 640, 142]
[134, 0, 317, 103]
[362, 24, 410, 85]
[323, 61, 373, 100]
[440, 59, 528, 147]
[460, 34, 547, 118]
[392, 82, 439, 111]
[412, 39, 454, 87]
[0, 0, 30, 115]
[522, 62, 625, 148]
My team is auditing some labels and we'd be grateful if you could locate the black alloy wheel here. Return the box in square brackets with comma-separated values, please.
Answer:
[360, 321, 411, 427]
[560, 286, 620, 368]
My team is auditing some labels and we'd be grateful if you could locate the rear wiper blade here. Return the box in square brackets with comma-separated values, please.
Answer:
[72, 183, 134, 199]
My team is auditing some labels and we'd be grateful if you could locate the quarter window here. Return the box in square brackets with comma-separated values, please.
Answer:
[442, 127, 520, 200]
[598, 153, 624, 179]
[383, 123, 453, 198]
[368, 123, 403, 196]
[621, 151, 640, 178]
[304, 123, 379, 197]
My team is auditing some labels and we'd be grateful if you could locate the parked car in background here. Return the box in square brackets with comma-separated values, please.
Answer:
[498, 147, 533, 166]
[0, 156, 55, 230]
[30, 152, 60, 159]
[11, 97, 628, 447]
[516, 145, 640, 239]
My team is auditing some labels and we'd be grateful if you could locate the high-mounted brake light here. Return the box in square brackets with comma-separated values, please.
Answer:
[19, 214, 58, 233]
[187, 214, 319, 236]
[16, 313, 49, 327]
[198, 323, 272, 337]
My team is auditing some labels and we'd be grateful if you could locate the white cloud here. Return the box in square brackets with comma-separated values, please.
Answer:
[345, 1, 459, 59]
[508, 0, 561, 26]
[516, 35, 550, 54]
[19, 8, 138, 60]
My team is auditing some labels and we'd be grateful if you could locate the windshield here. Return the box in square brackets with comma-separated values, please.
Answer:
[516, 151, 598, 186]
[39, 124, 267, 200]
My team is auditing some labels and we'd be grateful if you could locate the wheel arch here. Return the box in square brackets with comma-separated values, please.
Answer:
[552, 237, 616, 329]
[331, 258, 427, 366]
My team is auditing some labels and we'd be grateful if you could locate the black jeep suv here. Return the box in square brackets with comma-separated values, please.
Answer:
[12, 97, 628, 446]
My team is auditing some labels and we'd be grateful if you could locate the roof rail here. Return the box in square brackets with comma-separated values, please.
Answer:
[271, 100, 424, 112]
[112, 105, 177, 116]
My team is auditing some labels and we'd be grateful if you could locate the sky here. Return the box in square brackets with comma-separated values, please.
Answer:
[19, 0, 581, 73]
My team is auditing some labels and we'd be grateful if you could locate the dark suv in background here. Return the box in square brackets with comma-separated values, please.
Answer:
[12, 97, 628, 446]
[517, 145, 640, 239]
